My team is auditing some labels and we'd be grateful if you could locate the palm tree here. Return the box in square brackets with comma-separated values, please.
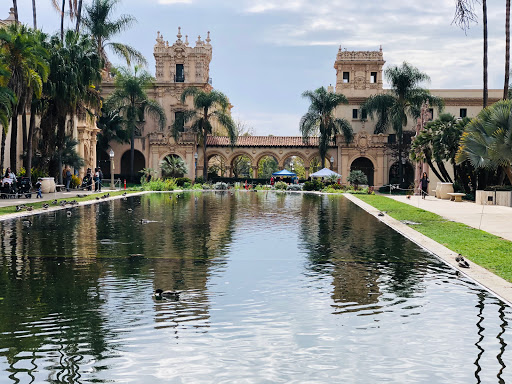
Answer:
[0, 64, 16, 174]
[105, 66, 166, 182]
[362, 62, 443, 185]
[483, 0, 488, 107]
[457, 99, 512, 184]
[505, 0, 510, 99]
[12, 1, 18, 23]
[32, 0, 37, 29]
[96, 107, 130, 154]
[172, 87, 236, 182]
[83, 0, 146, 68]
[38, 30, 101, 179]
[300, 86, 353, 169]
[0, 24, 49, 173]
[161, 155, 188, 178]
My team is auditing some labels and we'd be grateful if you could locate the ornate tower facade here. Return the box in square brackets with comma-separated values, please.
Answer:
[334, 46, 385, 97]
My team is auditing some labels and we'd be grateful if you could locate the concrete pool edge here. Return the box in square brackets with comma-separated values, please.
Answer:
[343, 193, 512, 306]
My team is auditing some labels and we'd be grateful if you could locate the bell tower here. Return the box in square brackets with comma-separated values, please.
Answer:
[334, 46, 385, 97]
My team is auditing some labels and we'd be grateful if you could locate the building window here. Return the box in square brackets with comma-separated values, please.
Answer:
[428, 108, 434, 121]
[361, 108, 367, 120]
[370, 72, 377, 83]
[352, 109, 358, 119]
[460, 108, 467, 118]
[388, 134, 396, 144]
[343, 72, 350, 83]
[175, 111, 185, 132]
[175, 64, 184, 82]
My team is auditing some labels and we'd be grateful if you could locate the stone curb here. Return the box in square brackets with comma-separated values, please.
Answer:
[343, 193, 512, 306]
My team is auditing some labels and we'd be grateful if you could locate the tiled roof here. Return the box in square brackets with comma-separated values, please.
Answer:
[207, 136, 327, 147]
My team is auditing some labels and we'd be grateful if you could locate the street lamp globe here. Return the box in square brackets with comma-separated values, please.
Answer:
[109, 149, 114, 158]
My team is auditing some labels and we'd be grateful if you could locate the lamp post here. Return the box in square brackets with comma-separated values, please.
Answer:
[109, 149, 115, 190]
[194, 152, 198, 180]
[330, 156, 334, 171]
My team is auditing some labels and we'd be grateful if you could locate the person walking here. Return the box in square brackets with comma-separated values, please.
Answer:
[65, 166, 72, 192]
[35, 178, 42, 198]
[420, 172, 429, 199]
[98, 167, 103, 192]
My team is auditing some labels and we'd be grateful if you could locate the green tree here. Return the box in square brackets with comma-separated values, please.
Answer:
[0, 64, 16, 174]
[39, 30, 100, 180]
[0, 24, 49, 173]
[172, 87, 236, 182]
[106, 66, 166, 182]
[232, 155, 251, 178]
[257, 156, 278, 179]
[96, 107, 130, 154]
[362, 62, 443, 186]
[300, 86, 353, 168]
[457, 99, 512, 184]
[161, 155, 187, 178]
[83, 0, 146, 68]
[347, 170, 368, 189]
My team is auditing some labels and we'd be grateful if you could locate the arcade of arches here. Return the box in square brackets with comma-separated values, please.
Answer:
[108, 131, 404, 187]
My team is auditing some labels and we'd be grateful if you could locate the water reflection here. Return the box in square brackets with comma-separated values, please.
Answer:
[0, 192, 510, 383]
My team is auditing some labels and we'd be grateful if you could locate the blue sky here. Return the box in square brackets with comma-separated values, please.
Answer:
[6, 0, 508, 135]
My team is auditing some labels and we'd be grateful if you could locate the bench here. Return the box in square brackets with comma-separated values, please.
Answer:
[55, 184, 66, 192]
[447, 192, 465, 202]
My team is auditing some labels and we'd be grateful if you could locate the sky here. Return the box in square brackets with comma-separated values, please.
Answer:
[4, 0, 509, 136]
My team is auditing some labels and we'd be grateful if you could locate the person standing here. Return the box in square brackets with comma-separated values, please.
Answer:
[35, 178, 42, 198]
[420, 172, 429, 199]
[98, 167, 103, 192]
[65, 166, 72, 192]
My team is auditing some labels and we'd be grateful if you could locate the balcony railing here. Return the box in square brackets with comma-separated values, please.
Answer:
[174, 74, 185, 83]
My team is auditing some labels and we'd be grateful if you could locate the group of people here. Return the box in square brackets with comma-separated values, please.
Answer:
[82, 167, 103, 191]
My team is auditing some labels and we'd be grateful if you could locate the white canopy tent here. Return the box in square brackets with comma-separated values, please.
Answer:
[310, 168, 341, 178]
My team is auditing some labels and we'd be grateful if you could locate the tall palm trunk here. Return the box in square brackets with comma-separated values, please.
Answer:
[483, 0, 488, 107]
[75, 0, 83, 33]
[26, 104, 36, 181]
[12, 0, 18, 22]
[10, 110, 19, 172]
[202, 108, 209, 181]
[130, 128, 135, 182]
[32, 0, 37, 29]
[60, 0, 66, 42]
[505, 0, 510, 99]
[0, 127, 6, 174]
[21, 109, 27, 168]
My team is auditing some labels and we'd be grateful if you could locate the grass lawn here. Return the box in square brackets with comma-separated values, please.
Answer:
[356, 194, 512, 283]
[0, 190, 139, 216]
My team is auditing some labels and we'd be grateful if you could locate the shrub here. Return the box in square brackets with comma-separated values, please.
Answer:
[17, 167, 26, 177]
[202, 183, 212, 190]
[192, 183, 204, 190]
[274, 181, 288, 190]
[214, 182, 229, 190]
[195, 176, 205, 184]
[142, 178, 178, 191]
[303, 180, 324, 191]
[322, 185, 344, 194]
[31, 167, 48, 185]
[255, 184, 271, 190]
[325, 183, 342, 190]
[175, 177, 191, 187]
[287, 184, 302, 191]
[71, 175, 81, 188]
[183, 182, 192, 189]
[347, 170, 368, 189]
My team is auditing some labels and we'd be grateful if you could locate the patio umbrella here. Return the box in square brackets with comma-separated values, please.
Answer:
[272, 169, 297, 177]
[310, 168, 341, 178]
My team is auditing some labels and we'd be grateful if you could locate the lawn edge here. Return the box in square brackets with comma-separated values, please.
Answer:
[343, 193, 512, 306]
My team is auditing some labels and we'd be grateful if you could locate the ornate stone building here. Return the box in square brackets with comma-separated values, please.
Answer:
[102, 28, 214, 179]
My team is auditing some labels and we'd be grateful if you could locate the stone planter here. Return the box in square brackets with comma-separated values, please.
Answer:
[436, 182, 454, 200]
[476, 190, 512, 206]
[40, 177, 56, 193]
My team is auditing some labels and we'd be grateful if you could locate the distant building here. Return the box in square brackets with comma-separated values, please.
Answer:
[0, 8, 16, 28]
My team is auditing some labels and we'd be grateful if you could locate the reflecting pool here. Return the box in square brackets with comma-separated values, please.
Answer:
[0, 192, 511, 383]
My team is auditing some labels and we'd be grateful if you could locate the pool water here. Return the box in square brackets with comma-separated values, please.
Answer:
[0, 192, 510, 383]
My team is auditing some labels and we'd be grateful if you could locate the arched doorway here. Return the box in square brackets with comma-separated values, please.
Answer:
[389, 161, 414, 187]
[121, 150, 145, 180]
[350, 157, 375, 186]
[207, 154, 227, 179]
[257, 155, 278, 179]
[161, 154, 187, 178]
[231, 154, 252, 178]
[283, 156, 306, 179]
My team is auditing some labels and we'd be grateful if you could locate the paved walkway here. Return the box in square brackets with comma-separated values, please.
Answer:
[385, 194, 512, 242]
[0, 189, 111, 208]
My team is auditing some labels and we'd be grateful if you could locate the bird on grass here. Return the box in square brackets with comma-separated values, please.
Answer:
[122, 192, 127, 197]
[42, 204, 49, 209]
[26, 206, 33, 211]
[154, 289, 180, 300]
[51, 200, 58, 205]
[95, 197, 100, 200]
[378, 211, 385, 217]
[16, 205, 23, 212]
[456, 254, 470, 268]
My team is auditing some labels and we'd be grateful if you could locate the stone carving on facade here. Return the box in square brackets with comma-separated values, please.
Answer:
[354, 76, 365, 90]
